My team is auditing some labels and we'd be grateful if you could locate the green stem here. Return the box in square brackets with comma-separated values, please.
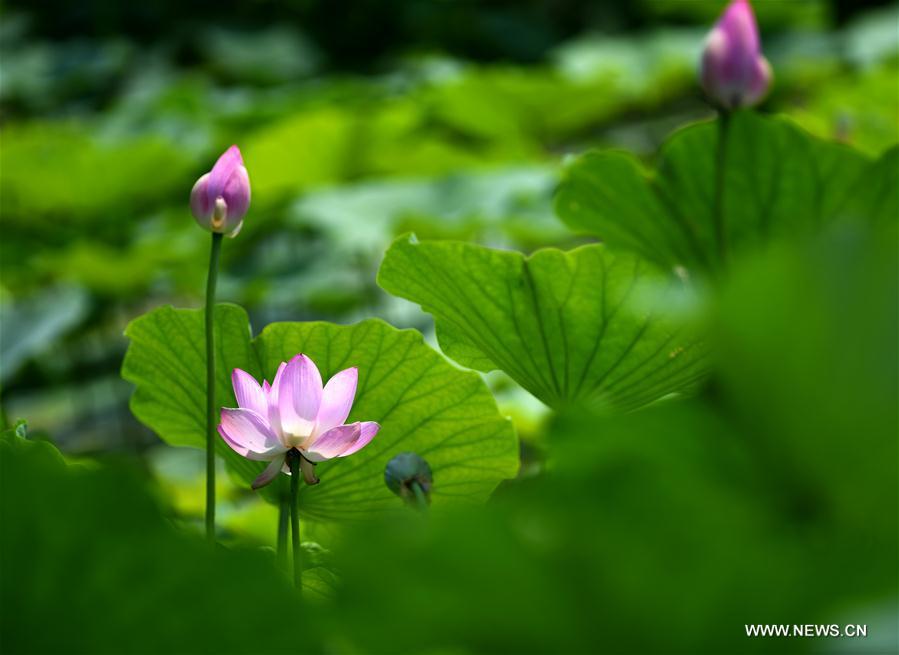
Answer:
[713, 110, 731, 266]
[411, 481, 429, 512]
[205, 231, 223, 542]
[288, 451, 303, 591]
[276, 489, 289, 570]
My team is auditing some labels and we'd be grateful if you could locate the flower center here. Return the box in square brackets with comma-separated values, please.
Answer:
[281, 425, 316, 450]
[211, 197, 227, 229]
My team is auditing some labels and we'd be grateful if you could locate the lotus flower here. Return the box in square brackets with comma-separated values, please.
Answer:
[218, 354, 380, 489]
[190, 145, 251, 237]
[700, 0, 772, 109]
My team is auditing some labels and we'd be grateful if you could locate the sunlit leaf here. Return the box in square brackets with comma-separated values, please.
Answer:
[556, 111, 879, 273]
[378, 235, 706, 410]
[122, 304, 519, 518]
[253, 318, 519, 519]
[122, 304, 263, 486]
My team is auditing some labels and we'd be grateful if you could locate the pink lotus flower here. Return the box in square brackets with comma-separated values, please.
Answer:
[190, 145, 251, 237]
[218, 354, 380, 489]
[700, 0, 772, 109]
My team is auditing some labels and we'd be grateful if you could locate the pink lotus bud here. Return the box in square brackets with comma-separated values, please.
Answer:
[700, 0, 772, 109]
[190, 145, 251, 237]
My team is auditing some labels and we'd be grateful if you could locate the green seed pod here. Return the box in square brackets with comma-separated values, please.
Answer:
[384, 452, 433, 507]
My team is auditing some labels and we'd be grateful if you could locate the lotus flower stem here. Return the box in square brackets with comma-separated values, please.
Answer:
[713, 110, 731, 263]
[411, 480, 429, 512]
[205, 231, 223, 542]
[276, 489, 289, 570]
[287, 449, 303, 590]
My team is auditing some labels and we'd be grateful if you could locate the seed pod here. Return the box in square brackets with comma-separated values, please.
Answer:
[385, 452, 433, 506]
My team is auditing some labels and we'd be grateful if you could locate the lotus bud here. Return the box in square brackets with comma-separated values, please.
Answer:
[190, 145, 251, 238]
[700, 0, 772, 109]
[385, 452, 433, 508]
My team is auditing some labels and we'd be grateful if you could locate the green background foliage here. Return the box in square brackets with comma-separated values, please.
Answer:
[1, 0, 896, 652]
[0, 428, 313, 654]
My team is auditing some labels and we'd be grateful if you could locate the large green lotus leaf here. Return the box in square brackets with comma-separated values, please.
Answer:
[378, 235, 706, 410]
[556, 110, 878, 273]
[122, 304, 264, 486]
[253, 319, 518, 519]
[122, 304, 518, 519]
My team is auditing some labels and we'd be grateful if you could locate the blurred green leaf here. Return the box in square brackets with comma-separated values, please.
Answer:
[360, 97, 535, 177]
[0, 429, 313, 654]
[556, 111, 878, 273]
[332, 222, 898, 655]
[292, 166, 564, 255]
[331, 402, 821, 655]
[855, 145, 899, 226]
[716, 222, 898, 557]
[379, 235, 706, 410]
[0, 122, 192, 225]
[784, 62, 899, 157]
[36, 237, 200, 298]
[122, 304, 519, 518]
[0, 286, 88, 384]
[200, 26, 319, 85]
[302, 566, 340, 602]
[550, 29, 700, 109]
[842, 5, 899, 67]
[243, 108, 355, 197]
